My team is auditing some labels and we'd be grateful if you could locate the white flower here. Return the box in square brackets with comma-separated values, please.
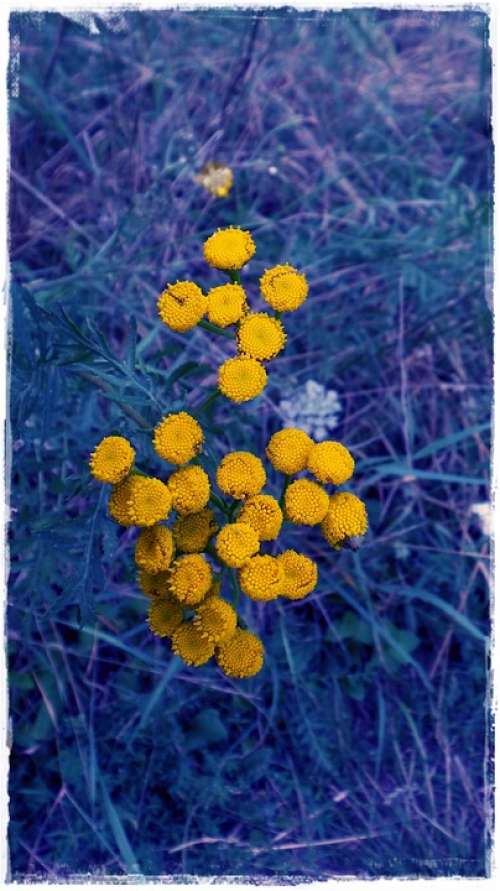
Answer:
[278, 379, 342, 439]
[470, 502, 492, 537]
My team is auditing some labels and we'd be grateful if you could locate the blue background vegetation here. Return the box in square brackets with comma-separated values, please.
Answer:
[8, 7, 492, 880]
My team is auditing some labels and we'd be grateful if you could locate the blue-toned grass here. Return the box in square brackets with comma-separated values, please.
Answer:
[8, 7, 492, 880]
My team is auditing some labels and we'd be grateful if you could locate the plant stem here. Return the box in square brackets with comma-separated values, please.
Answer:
[197, 388, 220, 414]
[227, 270, 241, 285]
[279, 475, 291, 509]
[198, 319, 234, 339]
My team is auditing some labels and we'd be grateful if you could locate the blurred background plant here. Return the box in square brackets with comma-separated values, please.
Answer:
[8, 6, 492, 880]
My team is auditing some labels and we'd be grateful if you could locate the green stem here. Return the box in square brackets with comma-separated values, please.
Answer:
[227, 270, 241, 285]
[209, 493, 231, 517]
[198, 319, 234, 339]
[229, 569, 241, 610]
[279, 475, 291, 509]
[197, 388, 220, 414]
[274, 310, 282, 321]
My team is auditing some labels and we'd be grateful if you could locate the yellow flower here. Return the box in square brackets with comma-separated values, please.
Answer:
[172, 509, 217, 553]
[168, 554, 213, 605]
[277, 550, 318, 600]
[266, 428, 314, 475]
[260, 264, 308, 312]
[284, 479, 329, 526]
[157, 281, 207, 332]
[89, 435, 135, 484]
[137, 568, 170, 599]
[135, 525, 174, 573]
[108, 475, 172, 527]
[216, 451, 266, 500]
[168, 465, 210, 515]
[153, 412, 204, 465]
[203, 227, 256, 270]
[147, 598, 183, 638]
[239, 555, 284, 601]
[193, 596, 237, 644]
[321, 492, 368, 546]
[238, 494, 282, 541]
[171, 622, 215, 666]
[237, 313, 286, 361]
[218, 356, 267, 403]
[215, 522, 260, 568]
[307, 441, 355, 485]
[207, 284, 247, 327]
[215, 629, 264, 678]
[195, 162, 233, 198]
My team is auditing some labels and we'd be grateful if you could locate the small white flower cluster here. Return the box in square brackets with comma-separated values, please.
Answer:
[469, 502, 492, 537]
[279, 379, 342, 440]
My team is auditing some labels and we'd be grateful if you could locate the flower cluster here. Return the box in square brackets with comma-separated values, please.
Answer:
[194, 162, 233, 198]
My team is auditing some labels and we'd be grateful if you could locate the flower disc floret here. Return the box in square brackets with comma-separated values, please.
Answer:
[157, 281, 207, 332]
[168, 465, 210, 515]
[218, 356, 267, 403]
[237, 313, 286, 361]
[239, 555, 284, 601]
[173, 509, 217, 553]
[171, 623, 215, 666]
[215, 629, 264, 678]
[238, 494, 283, 541]
[137, 568, 170, 599]
[109, 475, 172, 527]
[135, 525, 174, 573]
[203, 227, 256, 270]
[89, 436, 135, 484]
[266, 428, 314, 475]
[153, 412, 204, 465]
[147, 598, 183, 638]
[207, 284, 247, 327]
[307, 441, 355, 485]
[277, 550, 318, 600]
[284, 479, 329, 526]
[168, 554, 213, 605]
[194, 597, 237, 644]
[260, 264, 308, 312]
[321, 492, 368, 546]
[215, 522, 260, 568]
[216, 451, 266, 500]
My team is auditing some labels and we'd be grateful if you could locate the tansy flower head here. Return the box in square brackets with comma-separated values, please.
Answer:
[171, 622, 215, 666]
[207, 284, 247, 328]
[266, 428, 314, 475]
[135, 525, 174, 573]
[321, 492, 368, 546]
[215, 629, 264, 678]
[260, 264, 308, 312]
[237, 313, 286, 361]
[147, 598, 183, 638]
[168, 465, 210, 515]
[157, 281, 207, 332]
[239, 555, 284, 601]
[218, 356, 267, 403]
[238, 494, 283, 541]
[277, 550, 318, 600]
[137, 568, 170, 599]
[194, 596, 237, 644]
[173, 509, 217, 553]
[216, 451, 266, 500]
[284, 478, 329, 526]
[89, 436, 135, 484]
[195, 162, 233, 198]
[168, 554, 213, 605]
[203, 227, 256, 270]
[153, 412, 204, 465]
[215, 522, 260, 568]
[109, 475, 172, 527]
[307, 441, 355, 485]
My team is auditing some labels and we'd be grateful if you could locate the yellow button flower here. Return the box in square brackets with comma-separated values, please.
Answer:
[277, 550, 318, 600]
[203, 227, 256, 270]
[157, 281, 207, 332]
[238, 494, 283, 541]
[147, 598, 184, 638]
[168, 465, 210, 515]
[321, 492, 368, 546]
[260, 264, 308, 312]
[108, 475, 172, 527]
[284, 479, 329, 526]
[239, 555, 284, 601]
[215, 522, 260, 568]
[207, 284, 247, 327]
[135, 525, 174, 573]
[89, 435, 135, 484]
[195, 162, 233, 198]
[216, 451, 266, 500]
[168, 554, 213, 605]
[137, 568, 170, 599]
[218, 356, 267, 403]
[237, 313, 286, 361]
[172, 509, 217, 553]
[307, 441, 355, 485]
[153, 412, 204, 465]
[266, 428, 314, 475]
[194, 596, 237, 644]
[215, 628, 264, 678]
[171, 622, 215, 666]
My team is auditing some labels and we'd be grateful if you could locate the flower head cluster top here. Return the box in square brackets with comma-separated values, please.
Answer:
[89, 416, 368, 680]
[156, 227, 309, 403]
